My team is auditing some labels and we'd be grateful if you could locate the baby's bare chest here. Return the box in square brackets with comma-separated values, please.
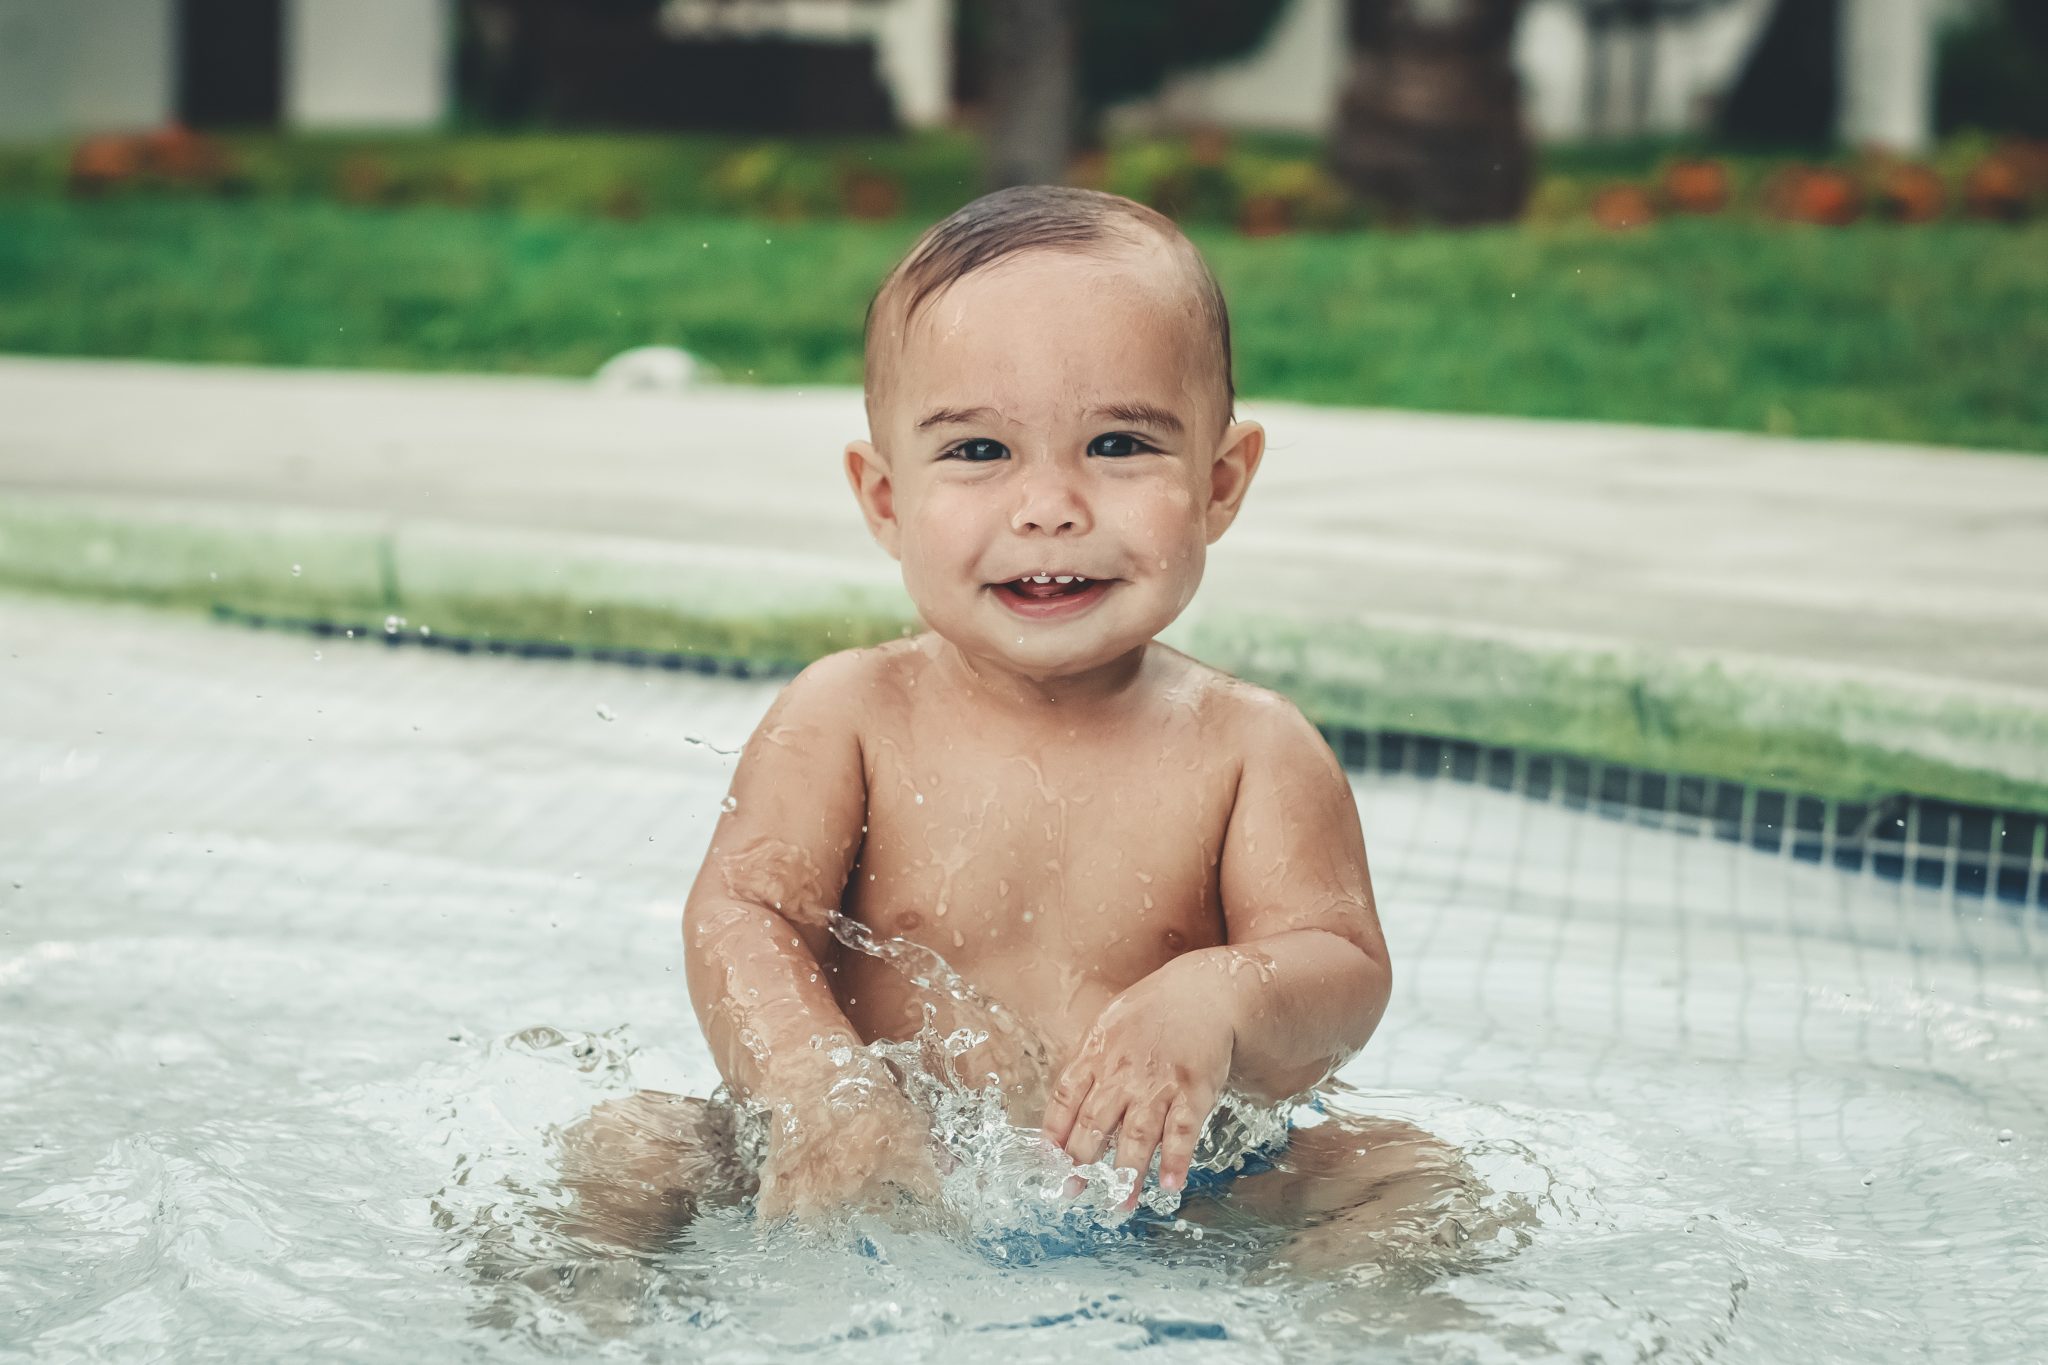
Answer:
[845, 729, 1238, 982]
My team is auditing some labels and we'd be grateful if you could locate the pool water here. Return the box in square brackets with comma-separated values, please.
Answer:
[1, 596, 2042, 1363]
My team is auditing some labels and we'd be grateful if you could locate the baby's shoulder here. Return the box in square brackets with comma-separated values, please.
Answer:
[1154, 647, 1308, 727]
[1150, 647, 1334, 766]
[772, 637, 928, 733]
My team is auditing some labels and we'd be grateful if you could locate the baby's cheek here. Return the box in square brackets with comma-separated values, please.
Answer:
[899, 514, 980, 608]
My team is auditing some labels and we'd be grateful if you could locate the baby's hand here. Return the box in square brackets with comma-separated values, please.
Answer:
[1039, 957, 1233, 1204]
[754, 1055, 943, 1221]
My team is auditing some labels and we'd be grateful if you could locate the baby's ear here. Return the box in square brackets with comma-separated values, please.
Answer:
[1204, 420, 1265, 544]
[844, 440, 902, 559]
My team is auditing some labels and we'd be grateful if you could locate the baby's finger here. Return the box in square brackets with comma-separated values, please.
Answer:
[1114, 1102, 1168, 1207]
[1039, 1065, 1094, 1149]
[1065, 1088, 1127, 1167]
[1156, 1095, 1203, 1195]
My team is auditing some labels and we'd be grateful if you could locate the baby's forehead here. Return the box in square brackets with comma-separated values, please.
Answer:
[916, 236, 1204, 324]
[870, 240, 1220, 414]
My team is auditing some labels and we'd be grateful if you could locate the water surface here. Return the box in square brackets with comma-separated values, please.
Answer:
[1, 596, 2041, 1362]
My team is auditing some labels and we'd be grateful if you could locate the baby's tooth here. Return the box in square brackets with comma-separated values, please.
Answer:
[1054, 575, 1074, 585]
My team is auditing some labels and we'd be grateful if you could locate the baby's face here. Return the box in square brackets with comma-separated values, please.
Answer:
[849, 246, 1261, 684]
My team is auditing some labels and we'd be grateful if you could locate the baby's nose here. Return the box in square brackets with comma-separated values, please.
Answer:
[1014, 507, 1079, 534]
[1011, 470, 1090, 535]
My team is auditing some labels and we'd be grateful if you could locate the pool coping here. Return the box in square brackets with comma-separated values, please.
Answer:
[5, 489, 2046, 816]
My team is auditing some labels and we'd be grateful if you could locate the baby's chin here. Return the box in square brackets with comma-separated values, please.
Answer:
[920, 593, 1172, 682]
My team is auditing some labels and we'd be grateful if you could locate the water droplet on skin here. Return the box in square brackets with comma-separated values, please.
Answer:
[311, 650, 322, 662]
[720, 795, 738, 813]
[1998, 1129, 2015, 1144]
[291, 563, 302, 576]
[595, 703, 616, 722]
[1861, 1171, 1878, 1186]
[915, 792, 925, 805]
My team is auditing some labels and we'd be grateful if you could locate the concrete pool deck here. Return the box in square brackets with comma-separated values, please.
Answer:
[2, 355, 2045, 809]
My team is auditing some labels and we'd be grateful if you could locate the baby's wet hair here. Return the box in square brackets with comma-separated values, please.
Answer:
[863, 185, 1235, 422]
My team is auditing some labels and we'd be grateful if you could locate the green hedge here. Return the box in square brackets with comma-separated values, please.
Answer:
[3, 198, 2043, 452]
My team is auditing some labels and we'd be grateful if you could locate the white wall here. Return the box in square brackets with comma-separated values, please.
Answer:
[284, 0, 453, 130]
[1838, 0, 1934, 152]
[873, 0, 951, 129]
[0, 0, 175, 140]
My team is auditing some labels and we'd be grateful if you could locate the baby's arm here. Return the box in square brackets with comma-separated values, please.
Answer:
[1041, 696, 1388, 1196]
[1199, 696, 1389, 1096]
[682, 653, 936, 1217]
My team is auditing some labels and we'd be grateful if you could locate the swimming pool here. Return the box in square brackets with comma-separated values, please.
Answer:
[2, 595, 2041, 1362]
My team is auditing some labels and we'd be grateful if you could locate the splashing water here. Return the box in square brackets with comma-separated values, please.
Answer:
[729, 912, 1304, 1256]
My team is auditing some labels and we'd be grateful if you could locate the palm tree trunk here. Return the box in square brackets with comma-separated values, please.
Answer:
[1330, 0, 1533, 225]
[983, 0, 1076, 189]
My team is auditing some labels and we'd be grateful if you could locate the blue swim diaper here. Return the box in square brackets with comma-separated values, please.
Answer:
[973, 1127, 1291, 1265]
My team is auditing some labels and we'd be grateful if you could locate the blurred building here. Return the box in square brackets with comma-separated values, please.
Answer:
[659, 0, 950, 129]
[1118, 0, 1966, 152]
[0, 0, 454, 139]
[0, 0, 1982, 151]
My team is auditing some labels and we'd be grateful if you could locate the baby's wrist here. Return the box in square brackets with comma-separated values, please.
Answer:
[752, 1031, 878, 1105]
[1185, 945, 1260, 1048]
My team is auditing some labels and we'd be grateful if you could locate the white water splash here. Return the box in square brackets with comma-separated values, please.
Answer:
[725, 914, 1300, 1252]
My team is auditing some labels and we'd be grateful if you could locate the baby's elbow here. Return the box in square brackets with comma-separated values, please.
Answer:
[1326, 921, 1390, 1038]
[1308, 902, 1387, 977]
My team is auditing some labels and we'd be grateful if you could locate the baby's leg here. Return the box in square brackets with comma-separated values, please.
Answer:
[1224, 1114, 1501, 1274]
[554, 1090, 758, 1252]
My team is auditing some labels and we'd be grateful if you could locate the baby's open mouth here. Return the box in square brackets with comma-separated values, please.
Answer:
[989, 573, 1115, 619]
[998, 573, 1097, 602]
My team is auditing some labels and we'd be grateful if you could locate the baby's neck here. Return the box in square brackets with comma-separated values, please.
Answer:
[930, 636, 1153, 718]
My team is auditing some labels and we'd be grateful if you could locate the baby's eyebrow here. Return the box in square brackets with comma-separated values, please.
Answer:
[1091, 402, 1184, 434]
[916, 405, 998, 431]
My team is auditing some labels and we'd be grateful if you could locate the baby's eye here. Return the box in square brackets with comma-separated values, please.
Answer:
[943, 438, 1009, 463]
[1087, 432, 1156, 458]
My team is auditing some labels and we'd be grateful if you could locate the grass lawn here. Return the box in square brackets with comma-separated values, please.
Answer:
[1, 197, 2043, 452]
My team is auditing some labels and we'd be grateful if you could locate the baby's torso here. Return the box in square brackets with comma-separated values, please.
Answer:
[830, 642, 1245, 1116]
